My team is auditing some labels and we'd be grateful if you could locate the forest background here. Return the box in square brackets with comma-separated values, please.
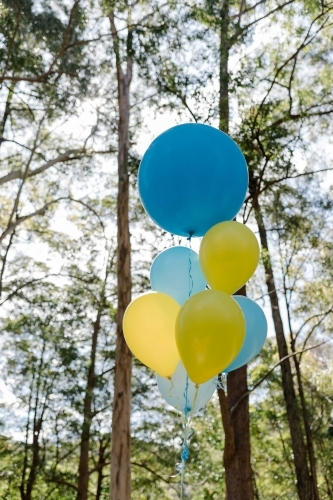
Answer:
[1, 0, 333, 499]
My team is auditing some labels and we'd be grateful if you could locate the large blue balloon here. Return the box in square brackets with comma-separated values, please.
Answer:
[138, 123, 248, 237]
[150, 246, 206, 305]
[224, 296, 267, 372]
[157, 362, 216, 414]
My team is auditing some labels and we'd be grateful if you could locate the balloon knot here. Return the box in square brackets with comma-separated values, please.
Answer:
[184, 405, 191, 415]
[181, 443, 190, 462]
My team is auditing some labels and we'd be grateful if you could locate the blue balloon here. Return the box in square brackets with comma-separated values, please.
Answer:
[150, 246, 206, 305]
[224, 296, 267, 372]
[157, 362, 216, 414]
[138, 123, 248, 237]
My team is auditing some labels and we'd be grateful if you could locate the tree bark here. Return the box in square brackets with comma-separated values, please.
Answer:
[218, 286, 254, 500]
[109, 11, 133, 500]
[284, 285, 319, 498]
[0, 82, 15, 145]
[76, 305, 103, 500]
[24, 417, 42, 500]
[20, 341, 46, 500]
[293, 347, 320, 499]
[219, 0, 229, 133]
[96, 438, 107, 500]
[253, 196, 316, 500]
[218, 3, 254, 496]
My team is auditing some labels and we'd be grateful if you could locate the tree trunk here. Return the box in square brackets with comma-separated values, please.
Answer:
[219, 365, 253, 500]
[76, 306, 103, 500]
[96, 438, 107, 500]
[286, 280, 319, 498]
[218, 3, 254, 496]
[219, 0, 229, 133]
[253, 196, 315, 500]
[0, 82, 15, 145]
[109, 11, 133, 500]
[20, 342, 46, 500]
[293, 350, 320, 499]
[218, 286, 254, 500]
[24, 417, 42, 500]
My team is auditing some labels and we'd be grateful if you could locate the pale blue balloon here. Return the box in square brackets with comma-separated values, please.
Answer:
[224, 296, 267, 372]
[157, 362, 216, 414]
[150, 246, 206, 305]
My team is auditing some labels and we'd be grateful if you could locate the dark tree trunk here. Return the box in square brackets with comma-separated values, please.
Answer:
[109, 11, 133, 500]
[76, 307, 103, 500]
[20, 342, 46, 500]
[219, 0, 229, 133]
[292, 345, 320, 499]
[218, 2, 254, 495]
[218, 286, 254, 500]
[96, 438, 107, 500]
[253, 196, 316, 500]
[0, 82, 15, 145]
[23, 418, 42, 500]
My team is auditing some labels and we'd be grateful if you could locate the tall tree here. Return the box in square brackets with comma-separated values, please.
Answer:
[108, 6, 133, 498]
[104, 1, 180, 497]
[179, 0, 333, 497]
[237, 4, 333, 495]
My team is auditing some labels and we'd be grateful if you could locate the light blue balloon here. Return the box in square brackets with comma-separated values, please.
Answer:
[138, 123, 248, 237]
[224, 296, 267, 372]
[150, 246, 206, 305]
[157, 362, 216, 414]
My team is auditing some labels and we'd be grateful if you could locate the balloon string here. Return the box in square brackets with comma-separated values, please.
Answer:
[179, 374, 191, 498]
[187, 235, 193, 298]
[178, 379, 200, 498]
[167, 377, 175, 398]
[192, 384, 199, 413]
[168, 376, 181, 411]
[178, 236, 195, 497]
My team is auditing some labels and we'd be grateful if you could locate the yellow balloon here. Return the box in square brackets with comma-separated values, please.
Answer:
[123, 292, 180, 377]
[199, 221, 260, 294]
[175, 290, 245, 384]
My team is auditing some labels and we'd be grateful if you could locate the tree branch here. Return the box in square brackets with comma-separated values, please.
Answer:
[0, 197, 68, 243]
[230, 340, 330, 414]
[0, 0, 82, 84]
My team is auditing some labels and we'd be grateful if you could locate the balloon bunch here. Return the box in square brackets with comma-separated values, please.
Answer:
[123, 123, 267, 490]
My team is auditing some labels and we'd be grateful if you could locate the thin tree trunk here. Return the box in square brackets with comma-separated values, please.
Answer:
[20, 374, 35, 500]
[285, 291, 319, 498]
[293, 354, 320, 499]
[96, 438, 107, 500]
[218, 3, 254, 495]
[109, 11, 133, 500]
[219, 0, 229, 133]
[76, 305, 104, 500]
[0, 82, 15, 145]
[21, 340, 47, 500]
[24, 417, 42, 500]
[253, 196, 315, 500]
